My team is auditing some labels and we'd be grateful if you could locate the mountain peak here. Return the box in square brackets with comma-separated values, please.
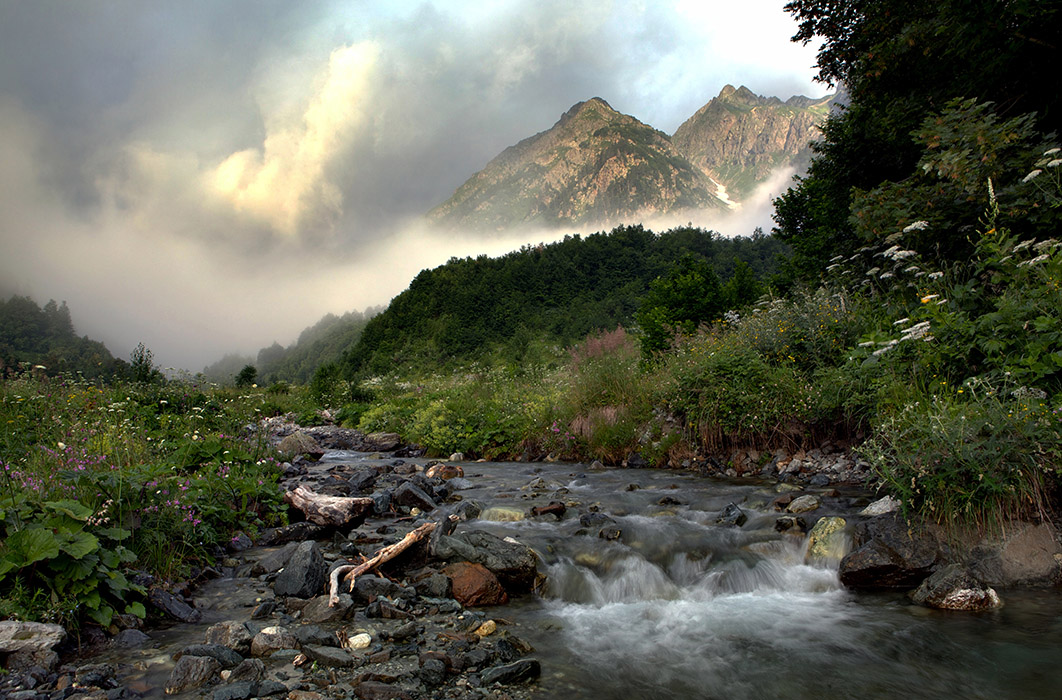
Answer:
[428, 97, 721, 230]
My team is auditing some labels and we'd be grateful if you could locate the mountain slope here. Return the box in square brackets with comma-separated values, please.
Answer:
[428, 98, 725, 231]
[672, 85, 835, 201]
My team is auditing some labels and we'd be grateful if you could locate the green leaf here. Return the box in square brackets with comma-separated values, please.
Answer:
[126, 601, 146, 618]
[96, 527, 131, 542]
[59, 531, 99, 559]
[86, 604, 114, 627]
[44, 500, 93, 521]
[3, 527, 60, 566]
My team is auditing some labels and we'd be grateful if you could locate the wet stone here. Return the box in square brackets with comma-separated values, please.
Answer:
[354, 681, 414, 700]
[419, 658, 447, 686]
[165, 656, 222, 694]
[480, 658, 541, 685]
[212, 680, 254, 700]
[302, 645, 355, 668]
[205, 621, 253, 654]
[176, 643, 243, 669]
[111, 629, 151, 649]
[274, 541, 327, 599]
[302, 593, 352, 623]
[226, 658, 265, 684]
[149, 589, 202, 623]
[788, 495, 821, 514]
[716, 503, 748, 527]
[295, 625, 338, 648]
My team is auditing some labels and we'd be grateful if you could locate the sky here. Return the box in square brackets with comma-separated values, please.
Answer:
[0, 0, 825, 371]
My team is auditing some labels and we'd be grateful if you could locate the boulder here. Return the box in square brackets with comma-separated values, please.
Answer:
[839, 514, 944, 589]
[432, 530, 539, 591]
[166, 655, 222, 694]
[206, 621, 253, 654]
[0, 621, 65, 654]
[716, 503, 748, 527]
[805, 517, 849, 564]
[787, 495, 821, 514]
[426, 463, 464, 480]
[354, 681, 414, 700]
[278, 431, 324, 459]
[227, 658, 266, 683]
[967, 522, 1062, 587]
[274, 541, 327, 598]
[860, 495, 901, 517]
[364, 432, 402, 451]
[303, 593, 353, 623]
[250, 626, 299, 657]
[149, 588, 202, 623]
[480, 658, 542, 685]
[480, 507, 526, 522]
[442, 562, 509, 606]
[302, 645, 355, 668]
[258, 522, 328, 546]
[393, 481, 438, 512]
[175, 643, 244, 668]
[910, 563, 1002, 610]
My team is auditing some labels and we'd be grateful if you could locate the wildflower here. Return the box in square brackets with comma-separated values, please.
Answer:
[920, 294, 939, 303]
[1017, 254, 1049, 267]
[893, 318, 910, 326]
[1033, 238, 1059, 251]
[866, 267, 881, 276]
[1013, 239, 1036, 252]
[926, 271, 943, 280]
[1023, 169, 1042, 183]
[1046, 148, 1061, 156]
[903, 221, 929, 233]
[1048, 159, 1062, 168]
[57, 441, 66, 450]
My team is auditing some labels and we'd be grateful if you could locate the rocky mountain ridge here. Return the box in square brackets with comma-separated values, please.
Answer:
[428, 86, 834, 231]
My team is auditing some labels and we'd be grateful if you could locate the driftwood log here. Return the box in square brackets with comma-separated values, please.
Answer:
[283, 485, 373, 529]
[328, 521, 438, 606]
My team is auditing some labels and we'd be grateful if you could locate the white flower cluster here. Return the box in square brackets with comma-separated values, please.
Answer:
[902, 220, 930, 233]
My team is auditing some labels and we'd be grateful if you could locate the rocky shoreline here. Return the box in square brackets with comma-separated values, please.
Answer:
[2, 418, 1060, 699]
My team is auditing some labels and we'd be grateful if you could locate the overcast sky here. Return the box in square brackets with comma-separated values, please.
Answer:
[0, 0, 824, 371]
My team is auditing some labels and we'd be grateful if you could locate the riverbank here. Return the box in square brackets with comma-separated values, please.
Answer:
[5, 421, 1060, 699]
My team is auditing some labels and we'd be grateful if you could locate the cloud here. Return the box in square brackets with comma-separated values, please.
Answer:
[210, 42, 380, 237]
[0, 0, 824, 370]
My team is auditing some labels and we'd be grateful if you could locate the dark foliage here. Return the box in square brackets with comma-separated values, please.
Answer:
[775, 0, 1062, 280]
[341, 225, 787, 376]
[0, 296, 122, 378]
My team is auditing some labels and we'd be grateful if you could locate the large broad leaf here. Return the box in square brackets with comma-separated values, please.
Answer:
[126, 601, 147, 618]
[3, 527, 60, 566]
[58, 530, 99, 559]
[44, 500, 93, 521]
[95, 527, 131, 542]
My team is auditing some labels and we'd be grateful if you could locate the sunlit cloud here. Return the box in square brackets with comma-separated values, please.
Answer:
[210, 42, 380, 236]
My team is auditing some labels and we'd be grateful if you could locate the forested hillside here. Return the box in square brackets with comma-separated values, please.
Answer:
[0, 296, 122, 378]
[203, 309, 377, 385]
[341, 225, 788, 376]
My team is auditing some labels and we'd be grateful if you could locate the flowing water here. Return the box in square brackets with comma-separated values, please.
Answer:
[112, 455, 1062, 698]
[440, 459, 1062, 699]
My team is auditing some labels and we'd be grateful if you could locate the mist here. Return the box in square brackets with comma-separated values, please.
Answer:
[0, 1, 822, 371]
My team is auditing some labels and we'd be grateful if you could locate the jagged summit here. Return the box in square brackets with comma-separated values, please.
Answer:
[672, 85, 835, 201]
[427, 98, 721, 231]
[427, 85, 834, 231]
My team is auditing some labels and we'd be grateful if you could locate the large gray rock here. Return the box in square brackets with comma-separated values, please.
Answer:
[149, 589, 202, 623]
[393, 481, 438, 512]
[277, 431, 324, 459]
[250, 626, 299, 657]
[910, 563, 1002, 611]
[302, 644, 355, 668]
[274, 541, 327, 598]
[302, 593, 353, 623]
[432, 530, 539, 592]
[205, 621, 253, 654]
[967, 522, 1062, 587]
[480, 658, 541, 685]
[175, 643, 244, 669]
[0, 621, 65, 653]
[166, 655, 222, 694]
[364, 432, 402, 451]
[806, 517, 849, 564]
[839, 514, 944, 589]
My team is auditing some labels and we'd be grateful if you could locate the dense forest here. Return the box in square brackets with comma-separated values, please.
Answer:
[0, 296, 123, 378]
[340, 225, 788, 376]
[202, 309, 378, 385]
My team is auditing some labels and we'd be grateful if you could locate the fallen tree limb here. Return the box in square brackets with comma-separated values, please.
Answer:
[284, 485, 373, 528]
[328, 521, 437, 606]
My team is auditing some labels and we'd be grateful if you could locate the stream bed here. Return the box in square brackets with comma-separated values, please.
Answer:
[99, 454, 1062, 699]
